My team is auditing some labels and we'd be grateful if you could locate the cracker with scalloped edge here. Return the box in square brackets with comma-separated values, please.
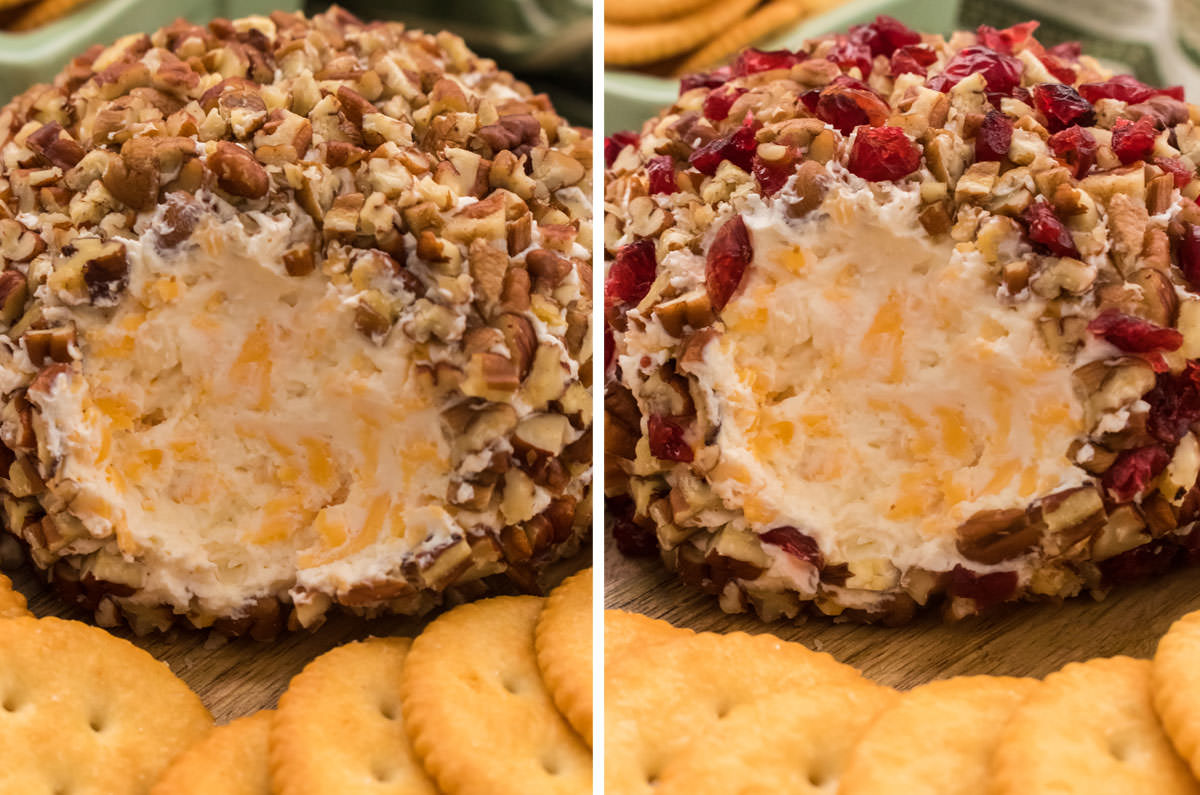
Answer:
[0, 572, 29, 618]
[994, 656, 1199, 795]
[535, 567, 592, 745]
[606, 627, 872, 795]
[840, 675, 1038, 795]
[1154, 609, 1200, 780]
[605, 0, 716, 25]
[402, 596, 591, 795]
[151, 710, 272, 795]
[605, 0, 759, 66]
[270, 637, 435, 795]
[0, 615, 212, 793]
[604, 609, 692, 661]
[675, 1, 806, 74]
[8, 0, 93, 31]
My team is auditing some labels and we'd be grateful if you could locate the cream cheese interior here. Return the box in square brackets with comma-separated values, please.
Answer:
[32, 206, 459, 616]
[634, 183, 1091, 575]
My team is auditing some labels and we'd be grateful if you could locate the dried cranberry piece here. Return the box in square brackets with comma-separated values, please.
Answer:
[1087, 310, 1183, 353]
[702, 85, 746, 121]
[947, 566, 1018, 610]
[847, 125, 922, 181]
[975, 21, 1039, 54]
[759, 526, 823, 568]
[679, 65, 732, 94]
[1048, 41, 1082, 59]
[604, 238, 657, 308]
[975, 110, 1014, 162]
[1157, 156, 1194, 189]
[1103, 445, 1171, 501]
[752, 151, 794, 196]
[1101, 538, 1178, 585]
[1078, 74, 1184, 104]
[1047, 125, 1097, 180]
[928, 45, 1023, 96]
[605, 131, 638, 168]
[889, 44, 937, 77]
[1031, 83, 1095, 132]
[1176, 222, 1200, 290]
[706, 214, 752, 311]
[688, 113, 759, 175]
[1146, 361, 1200, 444]
[856, 15, 921, 57]
[647, 414, 693, 462]
[826, 37, 872, 77]
[814, 75, 890, 135]
[1111, 116, 1159, 165]
[1037, 53, 1078, 84]
[732, 48, 805, 77]
[1021, 199, 1079, 257]
[646, 155, 678, 194]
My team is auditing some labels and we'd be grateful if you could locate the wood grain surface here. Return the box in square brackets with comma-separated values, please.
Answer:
[6, 551, 589, 724]
[605, 533, 1200, 688]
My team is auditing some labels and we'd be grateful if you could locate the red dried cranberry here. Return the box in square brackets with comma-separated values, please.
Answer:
[1048, 41, 1082, 59]
[1176, 222, 1200, 290]
[646, 155, 678, 194]
[604, 239, 657, 308]
[1031, 83, 1095, 132]
[759, 526, 823, 568]
[1087, 310, 1183, 353]
[847, 125, 922, 181]
[975, 110, 1014, 161]
[1021, 200, 1079, 257]
[1111, 116, 1159, 165]
[1146, 361, 1200, 444]
[703, 85, 745, 121]
[689, 113, 759, 176]
[889, 43, 937, 77]
[856, 15, 921, 57]
[609, 498, 658, 558]
[928, 45, 1023, 96]
[647, 414, 693, 462]
[814, 75, 890, 135]
[1047, 125, 1097, 180]
[947, 566, 1018, 610]
[752, 150, 795, 196]
[1078, 74, 1184, 104]
[1101, 538, 1178, 585]
[1157, 156, 1194, 189]
[800, 88, 820, 113]
[975, 21, 1039, 54]
[826, 37, 872, 77]
[1103, 445, 1171, 501]
[605, 131, 638, 168]
[679, 65, 732, 94]
[706, 214, 752, 311]
[1037, 53, 1078, 84]
[732, 48, 805, 77]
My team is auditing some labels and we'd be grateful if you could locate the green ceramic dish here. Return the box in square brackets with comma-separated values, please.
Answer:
[0, 0, 303, 104]
[603, 0, 961, 133]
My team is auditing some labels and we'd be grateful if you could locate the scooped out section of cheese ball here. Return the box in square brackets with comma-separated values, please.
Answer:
[605, 18, 1200, 624]
[0, 9, 592, 635]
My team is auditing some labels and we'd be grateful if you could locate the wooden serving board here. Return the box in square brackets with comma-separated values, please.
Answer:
[605, 534, 1200, 689]
[7, 551, 589, 723]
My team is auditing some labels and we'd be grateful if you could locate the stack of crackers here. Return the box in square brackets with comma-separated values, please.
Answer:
[0, 0, 94, 32]
[604, 0, 844, 75]
[0, 569, 592, 793]
[607, 608, 1200, 794]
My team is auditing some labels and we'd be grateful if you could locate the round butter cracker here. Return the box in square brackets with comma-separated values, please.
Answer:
[605, 0, 716, 25]
[1154, 609, 1200, 780]
[994, 656, 1199, 795]
[535, 567, 593, 745]
[606, 628, 869, 795]
[840, 675, 1037, 795]
[0, 616, 212, 794]
[402, 596, 592, 795]
[0, 572, 29, 618]
[270, 637, 435, 795]
[675, 0, 806, 74]
[151, 710, 273, 795]
[604, 609, 692, 661]
[605, 0, 759, 66]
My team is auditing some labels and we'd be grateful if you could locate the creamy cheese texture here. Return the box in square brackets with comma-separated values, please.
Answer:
[31, 204, 460, 616]
[629, 182, 1091, 575]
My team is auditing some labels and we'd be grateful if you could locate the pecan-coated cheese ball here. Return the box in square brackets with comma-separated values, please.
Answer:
[606, 19, 1200, 624]
[0, 8, 592, 636]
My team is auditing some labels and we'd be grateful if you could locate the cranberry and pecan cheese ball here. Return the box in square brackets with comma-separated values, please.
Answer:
[0, 8, 592, 636]
[605, 18, 1200, 625]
